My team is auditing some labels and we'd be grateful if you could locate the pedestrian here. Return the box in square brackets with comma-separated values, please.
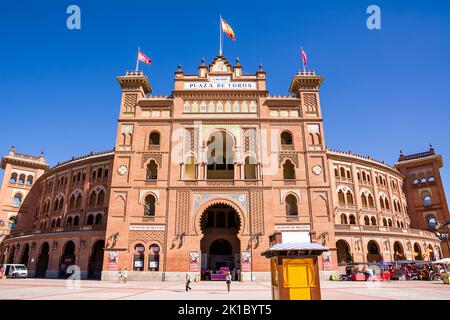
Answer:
[185, 273, 192, 292]
[123, 268, 128, 283]
[236, 268, 241, 281]
[226, 272, 232, 294]
[0, 265, 4, 280]
[118, 268, 123, 283]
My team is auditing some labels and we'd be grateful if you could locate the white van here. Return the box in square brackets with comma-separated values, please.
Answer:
[2, 264, 28, 278]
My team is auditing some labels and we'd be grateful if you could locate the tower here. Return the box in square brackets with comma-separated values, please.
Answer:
[395, 146, 450, 258]
[0, 146, 48, 244]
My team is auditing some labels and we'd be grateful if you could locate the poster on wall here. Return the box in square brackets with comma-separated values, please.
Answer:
[241, 251, 251, 272]
[322, 252, 333, 271]
[189, 251, 200, 272]
[108, 251, 118, 271]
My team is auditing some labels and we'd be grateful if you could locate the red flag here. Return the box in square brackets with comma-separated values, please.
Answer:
[301, 48, 307, 68]
[138, 50, 151, 65]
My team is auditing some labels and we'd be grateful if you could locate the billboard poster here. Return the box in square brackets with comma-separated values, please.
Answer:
[322, 252, 333, 271]
[108, 251, 118, 271]
[241, 251, 251, 272]
[189, 251, 200, 272]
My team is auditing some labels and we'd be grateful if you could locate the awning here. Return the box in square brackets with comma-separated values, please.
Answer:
[261, 243, 329, 258]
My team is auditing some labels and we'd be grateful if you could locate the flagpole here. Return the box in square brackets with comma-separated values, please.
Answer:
[135, 46, 140, 72]
[219, 14, 223, 56]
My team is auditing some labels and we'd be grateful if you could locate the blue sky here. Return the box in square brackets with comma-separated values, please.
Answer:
[0, 0, 449, 194]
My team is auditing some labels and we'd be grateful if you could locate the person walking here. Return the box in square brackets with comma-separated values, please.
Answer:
[118, 268, 123, 283]
[185, 273, 192, 292]
[123, 268, 128, 283]
[225, 272, 232, 294]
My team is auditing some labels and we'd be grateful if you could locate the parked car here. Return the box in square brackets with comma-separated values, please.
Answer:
[1, 264, 28, 278]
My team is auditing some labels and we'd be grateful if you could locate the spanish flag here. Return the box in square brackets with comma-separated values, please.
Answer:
[221, 18, 236, 41]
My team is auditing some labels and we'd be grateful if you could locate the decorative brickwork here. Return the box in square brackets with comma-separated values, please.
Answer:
[141, 154, 162, 168]
[175, 191, 191, 236]
[303, 93, 318, 113]
[123, 93, 138, 113]
[129, 230, 165, 246]
[249, 190, 264, 235]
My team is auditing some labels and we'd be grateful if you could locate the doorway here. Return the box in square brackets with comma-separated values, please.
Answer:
[200, 203, 241, 280]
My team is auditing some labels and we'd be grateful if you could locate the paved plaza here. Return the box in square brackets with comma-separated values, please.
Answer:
[0, 279, 448, 300]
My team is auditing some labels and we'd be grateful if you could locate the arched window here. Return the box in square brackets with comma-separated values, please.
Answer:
[429, 176, 435, 182]
[340, 167, 346, 178]
[8, 217, 17, 230]
[10, 173, 18, 183]
[338, 190, 345, 204]
[95, 214, 102, 225]
[368, 194, 374, 207]
[384, 198, 390, 210]
[346, 192, 354, 205]
[383, 218, 387, 226]
[54, 199, 59, 211]
[133, 244, 145, 271]
[97, 168, 103, 178]
[280, 132, 293, 145]
[97, 190, 105, 206]
[12, 193, 23, 207]
[285, 195, 298, 216]
[362, 171, 367, 181]
[146, 160, 158, 180]
[73, 216, 79, 226]
[75, 194, 82, 208]
[87, 215, 94, 225]
[426, 216, 437, 229]
[361, 194, 368, 206]
[148, 244, 160, 271]
[283, 160, 295, 180]
[92, 170, 96, 179]
[104, 169, 109, 177]
[400, 221, 404, 228]
[149, 132, 160, 145]
[51, 219, 56, 228]
[420, 177, 427, 184]
[423, 195, 432, 206]
[18, 174, 25, 184]
[56, 218, 61, 227]
[380, 197, 385, 209]
[69, 195, 76, 209]
[26, 175, 33, 185]
[340, 214, 348, 225]
[334, 168, 339, 177]
[357, 172, 361, 180]
[364, 216, 370, 225]
[77, 172, 81, 181]
[66, 216, 73, 226]
[371, 216, 377, 226]
[89, 192, 97, 206]
[388, 219, 393, 227]
[184, 156, 196, 180]
[346, 170, 351, 179]
[144, 195, 156, 216]
[244, 156, 257, 180]
[349, 214, 356, 225]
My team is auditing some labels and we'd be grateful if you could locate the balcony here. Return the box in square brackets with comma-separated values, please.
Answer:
[334, 224, 438, 239]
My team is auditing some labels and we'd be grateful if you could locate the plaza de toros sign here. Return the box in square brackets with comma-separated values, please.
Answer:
[184, 76, 257, 90]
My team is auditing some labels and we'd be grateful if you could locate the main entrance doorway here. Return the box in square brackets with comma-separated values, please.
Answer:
[200, 203, 241, 280]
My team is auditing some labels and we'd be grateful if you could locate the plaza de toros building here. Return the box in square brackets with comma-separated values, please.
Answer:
[0, 55, 448, 281]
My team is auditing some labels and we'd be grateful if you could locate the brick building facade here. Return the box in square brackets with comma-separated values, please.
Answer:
[0, 55, 447, 280]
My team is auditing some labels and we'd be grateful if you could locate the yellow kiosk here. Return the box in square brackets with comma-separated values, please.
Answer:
[261, 232, 329, 300]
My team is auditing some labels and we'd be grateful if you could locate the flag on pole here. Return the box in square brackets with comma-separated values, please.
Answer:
[221, 18, 236, 41]
[301, 48, 307, 69]
[138, 50, 152, 65]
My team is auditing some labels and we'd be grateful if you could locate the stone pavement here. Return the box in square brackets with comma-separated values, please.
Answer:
[0, 279, 448, 300]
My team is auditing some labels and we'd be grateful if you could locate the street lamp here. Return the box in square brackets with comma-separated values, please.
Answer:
[434, 219, 450, 254]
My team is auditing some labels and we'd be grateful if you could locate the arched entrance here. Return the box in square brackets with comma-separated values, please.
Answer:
[427, 245, 435, 261]
[367, 240, 382, 263]
[7, 245, 16, 263]
[413, 243, 423, 260]
[21, 244, 30, 266]
[36, 243, 50, 278]
[88, 240, 104, 279]
[200, 203, 241, 280]
[393, 241, 404, 261]
[336, 240, 352, 265]
[59, 241, 76, 278]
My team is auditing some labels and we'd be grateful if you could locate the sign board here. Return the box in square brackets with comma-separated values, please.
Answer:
[189, 251, 200, 272]
[322, 252, 333, 271]
[108, 251, 118, 271]
[281, 231, 311, 244]
[275, 225, 311, 231]
[241, 251, 251, 272]
[184, 81, 257, 90]
[129, 225, 165, 231]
